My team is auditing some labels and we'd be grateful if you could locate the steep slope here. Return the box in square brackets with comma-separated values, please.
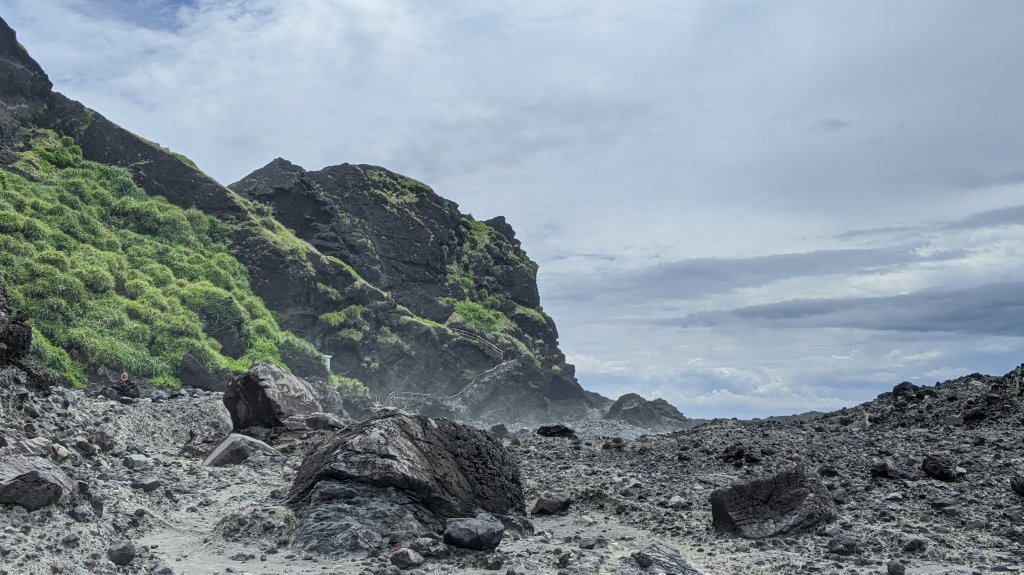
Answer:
[0, 16, 589, 423]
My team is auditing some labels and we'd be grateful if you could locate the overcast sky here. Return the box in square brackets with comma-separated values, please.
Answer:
[6, 0, 1024, 417]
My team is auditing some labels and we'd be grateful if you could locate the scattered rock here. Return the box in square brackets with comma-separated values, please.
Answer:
[1010, 473, 1024, 496]
[106, 540, 137, 566]
[390, 548, 425, 570]
[536, 424, 576, 438]
[122, 454, 148, 469]
[613, 543, 703, 574]
[444, 514, 505, 551]
[0, 455, 74, 511]
[202, 433, 280, 467]
[922, 455, 960, 481]
[710, 467, 837, 539]
[532, 490, 573, 515]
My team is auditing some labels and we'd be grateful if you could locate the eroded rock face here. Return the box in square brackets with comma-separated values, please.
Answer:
[223, 362, 322, 430]
[710, 467, 836, 539]
[0, 455, 74, 511]
[288, 411, 524, 557]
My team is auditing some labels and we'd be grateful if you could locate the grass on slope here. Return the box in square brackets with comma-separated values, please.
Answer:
[0, 130, 317, 386]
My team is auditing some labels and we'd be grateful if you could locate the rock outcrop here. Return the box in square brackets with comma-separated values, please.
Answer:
[710, 467, 836, 539]
[223, 362, 323, 430]
[604, 393, 689, 431]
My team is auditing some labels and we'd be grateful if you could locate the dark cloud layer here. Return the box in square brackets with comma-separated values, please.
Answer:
[547, 247, 967, 301]
[672, 282, 1024, 337]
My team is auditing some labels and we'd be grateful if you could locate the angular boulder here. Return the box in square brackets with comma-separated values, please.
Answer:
[202, 434, 280, 467]
[532, 491, 573, 515]
[288, 412, 525, 557]
[223, 362, 322, 430]
[0, 455, 75, 511]
[0, 281, 31, 365]
[710, 467, 836, 539]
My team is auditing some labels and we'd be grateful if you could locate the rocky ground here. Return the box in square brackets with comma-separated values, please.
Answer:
[2, 364, 1024, 575]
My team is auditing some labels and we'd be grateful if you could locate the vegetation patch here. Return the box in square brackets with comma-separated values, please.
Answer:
[0, 129, 317, 386]
[330, 373, 369, 396]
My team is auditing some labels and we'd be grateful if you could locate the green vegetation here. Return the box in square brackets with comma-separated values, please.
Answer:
[362, 166, 422, 205]
[0, 130, 317, 386]
[377, 326, 411, 353]
[330, 373, 369, 396]
[320, 304, 365, 328]
[445, 299, 509, 334]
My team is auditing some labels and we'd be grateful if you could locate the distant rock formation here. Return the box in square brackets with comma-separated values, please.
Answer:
[604, 393, 689, 432]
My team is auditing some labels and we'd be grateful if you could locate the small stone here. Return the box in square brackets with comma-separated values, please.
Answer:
[132, 476, 162, 492]
[887, 560, 906, 575]
[1011, 473, 1024, 496]
[390, 548, 425, 570]
[70, 505, 92, 523]
[532, 491, 573, 515]
[482, 552, 504, 570]
[122, 454, 148, 469]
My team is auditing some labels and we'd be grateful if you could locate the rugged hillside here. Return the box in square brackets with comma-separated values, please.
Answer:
[0, 17, 589, 424]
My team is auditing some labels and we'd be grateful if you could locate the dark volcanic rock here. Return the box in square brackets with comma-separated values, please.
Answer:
[1010, 473, 1024, 497]
[443, 514, 505, 551]
[710, 467, 837, 539]
[106, 540, 137, 566]
[223, 362, 322, 430]
[532, 491, 573, 515]
[176, 352, 234, 392]
[921, 455, 960, 481]
[536, 424, 576, 438]
[614, 543, 704, 575]
[0, 281, 31, 366]
[202, 434, 280, 467]
[290, 411, 524, 516]
[288, 411, 524, 556]
[604, 393, 688, 431]
[0, 455, 74, 511]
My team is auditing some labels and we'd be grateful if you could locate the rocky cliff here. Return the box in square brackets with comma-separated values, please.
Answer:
[0, 16, 589, 424]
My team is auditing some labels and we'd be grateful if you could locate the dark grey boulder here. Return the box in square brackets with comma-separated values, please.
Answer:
[290, 411, 524, 517]
[390, 548, 425, 569]
[176, 352, 233, 392]
[107, 540, 137, 566]
[710, 467, 837, 539]
[202, 434, 280, 467]
[0, 455, 74, 511]
[223, 362, 322, 430]
[613, 543, 704, 575]
[532, 491, 573, 515]
[1010, 472, 1024, 496]
[443, 514, 505, 551]
[922, 455, 961, 481]
[289, 412, 525, 557]
[536, 424, 576, 438]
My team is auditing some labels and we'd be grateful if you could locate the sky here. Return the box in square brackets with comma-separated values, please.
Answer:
[5, 0, 1024, 418]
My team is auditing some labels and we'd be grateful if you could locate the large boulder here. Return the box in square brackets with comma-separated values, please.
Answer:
[223, 362, 322, 430]
[710, 467, 836, 539]
[604, 393, 689, 431]
[202, 434, 280, 467]
[288, 411, 525, 557]
[0, 455, 74, 511]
